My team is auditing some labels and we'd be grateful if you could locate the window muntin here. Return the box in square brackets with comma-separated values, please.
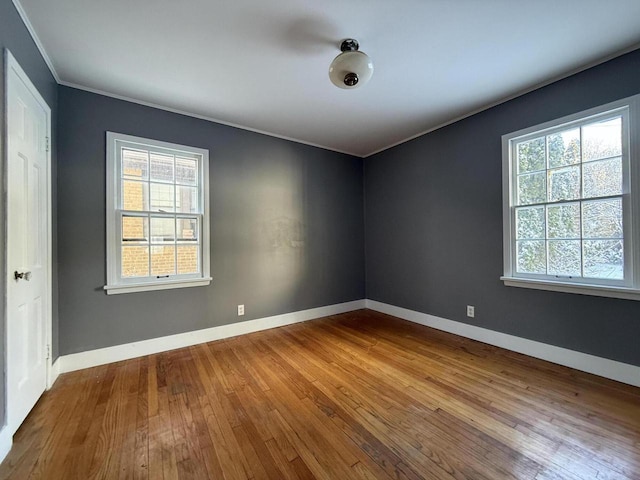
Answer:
[106, 133, 210, 294]
[502, 96, 640, 298]
[512, 113, 626, 282]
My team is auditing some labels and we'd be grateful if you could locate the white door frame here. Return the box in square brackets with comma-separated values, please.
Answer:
[4, 48, 53, 436]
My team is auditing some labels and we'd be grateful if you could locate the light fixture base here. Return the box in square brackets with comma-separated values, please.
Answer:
[340, 39, 359, 52]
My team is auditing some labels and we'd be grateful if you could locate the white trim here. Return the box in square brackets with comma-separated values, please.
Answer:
[60, 81, 362, 158]
[501, 276, 640, 301]
[364, 42, 640, 158]
[0, 426, 12, 464]
[501, 94, 640, 298]
[57, 300, 366, 373]
[4, 49, 53, 434]
[48, 358, 61, 389]
[105, 277, 213, 295]
[10, 1, 60, 82]
[61, 39, 640, 161]
[365, 300, 640, 388]
[45, 297, 640, 389]
[9, 0, 640, 159]
[105, 132, 211, 293]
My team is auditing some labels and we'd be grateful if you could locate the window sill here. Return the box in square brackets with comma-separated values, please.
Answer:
[104, 277, 212, 295]
[501, 276, 640, 301]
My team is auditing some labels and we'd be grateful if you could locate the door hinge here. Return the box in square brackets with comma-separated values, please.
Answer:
[45, 136, 49, 153]
[46, 344, 51, 360]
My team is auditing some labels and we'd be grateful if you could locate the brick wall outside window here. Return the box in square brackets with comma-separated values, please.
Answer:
[121, 167, 198, 277]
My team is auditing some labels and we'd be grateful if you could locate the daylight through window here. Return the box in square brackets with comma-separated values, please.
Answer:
[105, 133, 211, 294]
[502, 95, 640, 300]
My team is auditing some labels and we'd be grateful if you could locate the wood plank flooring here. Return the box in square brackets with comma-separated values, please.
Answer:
[1, 309, 639, 479]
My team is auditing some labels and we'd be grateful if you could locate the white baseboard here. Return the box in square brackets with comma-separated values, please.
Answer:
[366, 300, 640, 388]
[0, 425, 12, 464]
[54, 298, 639, 388]
[0, 359, 60, 464]
[58, 300, 366, 374]
[48, 358, 61, 389]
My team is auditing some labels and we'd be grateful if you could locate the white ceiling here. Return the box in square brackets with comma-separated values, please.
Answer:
[16, 0, 640, 157]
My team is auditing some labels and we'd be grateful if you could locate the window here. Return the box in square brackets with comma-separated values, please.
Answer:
[105, 132, 211, 294]
[502, 95, 640, 300]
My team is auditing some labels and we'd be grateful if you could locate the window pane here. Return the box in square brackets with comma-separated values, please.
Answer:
[583, 240, 623, 280]
[150, 152, 174, 182]
[548, 166, 580, 202]
[177, 218, 198, 241]
[150, 183, 175, 212]
[547, 128, 580, 168]
[583, 157, 622, 198]
[176, 157, 198, 185]
[548, 240, 581, 276]
[582, 117, 621, 162]
[122, 149, 148, 180]
[517, 172, 546, 206]
[547, 203, 580, 239]
[150, 217, 175, 243]
[176, 186, 198, 213]
[122, 246, 149, 277]
[177, 246, 199, 274]
[122, 215, 148, 243]
[516, 206, 544, 240]
[517, 137, 545, 173]
[582, 198, 623, 239]
[151, 246, 176, 276]
[109, 133, 209, 288]
[122, 180, 149, 211]
[516, 240, 546, 274]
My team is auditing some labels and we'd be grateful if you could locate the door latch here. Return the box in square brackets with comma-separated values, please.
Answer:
[14, 271, 32, 281]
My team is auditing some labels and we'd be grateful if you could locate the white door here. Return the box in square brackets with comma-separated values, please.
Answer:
[5, 50, 51, 434]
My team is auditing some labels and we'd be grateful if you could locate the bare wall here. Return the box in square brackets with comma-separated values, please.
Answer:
[57, 86, 365, 355]
[365, 48, 640, 367]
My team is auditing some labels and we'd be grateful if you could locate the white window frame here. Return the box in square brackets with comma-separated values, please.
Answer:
[501, 94, 640, 301]
[104, 132, 211, 294]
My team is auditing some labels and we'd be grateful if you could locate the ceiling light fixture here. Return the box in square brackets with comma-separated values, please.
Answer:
[329, 39, 373, 89]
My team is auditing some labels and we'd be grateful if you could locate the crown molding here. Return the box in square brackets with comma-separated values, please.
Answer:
[363, 41, 640, 158]
[58, 80, 364, 158]
[11, 0, 640, 160]
[11, 0, 60, 83]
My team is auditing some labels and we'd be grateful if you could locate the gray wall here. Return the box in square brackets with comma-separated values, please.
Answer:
[57, 86, 364, 355]
[0, 0, 58, 427]
[365, 48, 640, 367]
[7, 0, 640, 410]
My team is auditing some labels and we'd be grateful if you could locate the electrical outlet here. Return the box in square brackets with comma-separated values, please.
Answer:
[238, 304, 245, 316]
[466, 305, 475, 318]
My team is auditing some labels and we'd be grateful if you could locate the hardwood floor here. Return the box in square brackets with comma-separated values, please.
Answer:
[1, 309, 639, 479]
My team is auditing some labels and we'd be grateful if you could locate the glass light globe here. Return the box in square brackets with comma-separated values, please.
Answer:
[329, 50, 374, 89]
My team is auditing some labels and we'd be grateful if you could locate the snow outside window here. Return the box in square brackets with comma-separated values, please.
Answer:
[501, 95, 640, 301]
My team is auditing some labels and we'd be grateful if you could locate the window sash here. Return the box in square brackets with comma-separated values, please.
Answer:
[105, 132, 210, 293]
[116, 210, 203, 284]
[512, 198, 627, 285]
[502, 96, 639, 294]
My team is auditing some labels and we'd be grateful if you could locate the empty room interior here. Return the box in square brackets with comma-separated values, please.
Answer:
[1, 0, 640, 478]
